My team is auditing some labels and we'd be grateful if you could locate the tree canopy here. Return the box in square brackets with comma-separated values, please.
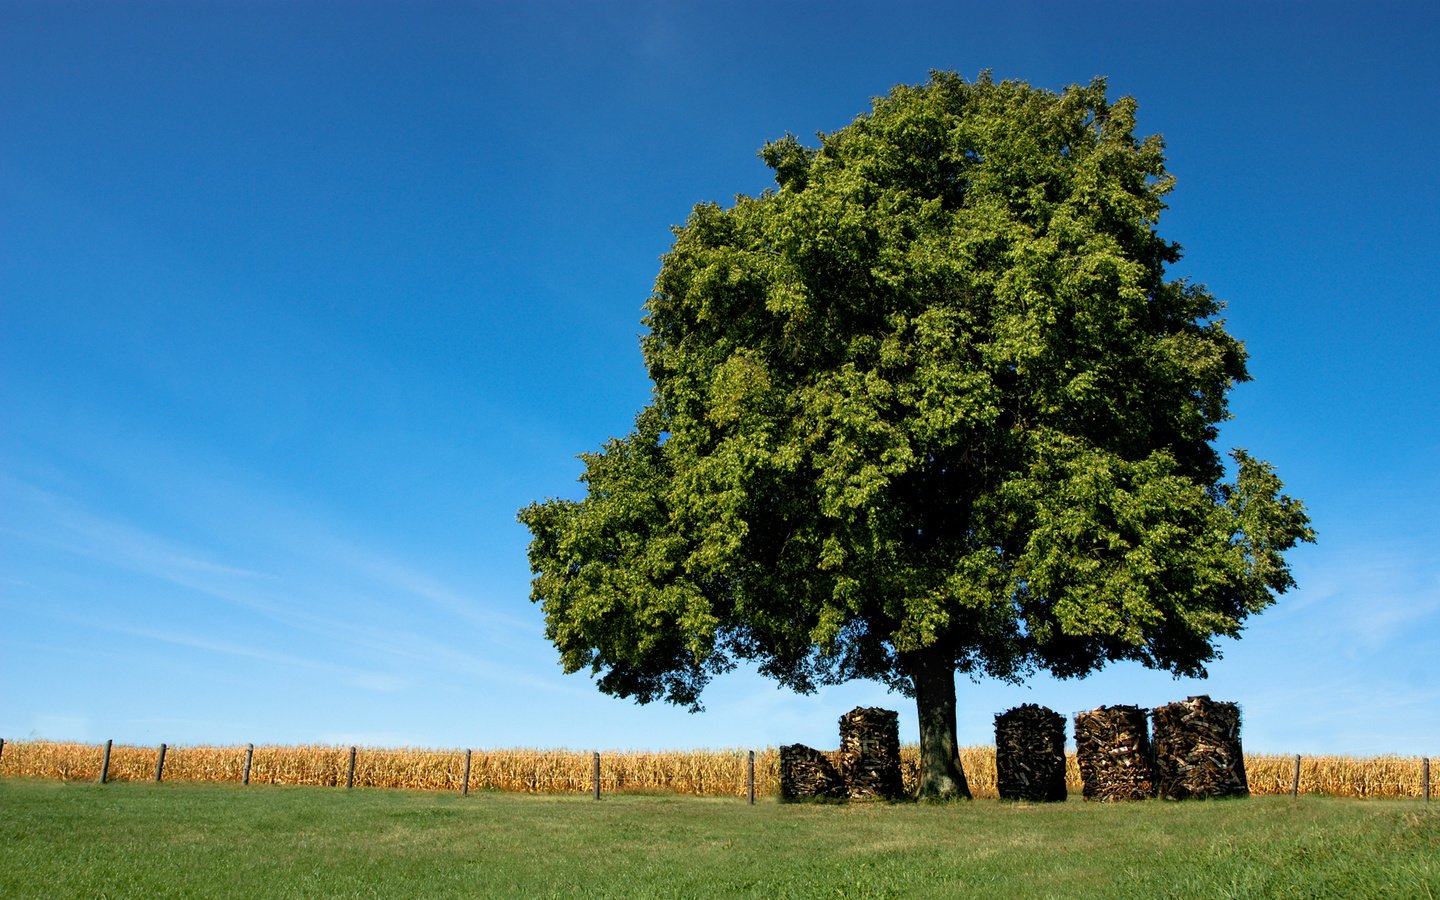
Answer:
[519, 72, 1314, 798]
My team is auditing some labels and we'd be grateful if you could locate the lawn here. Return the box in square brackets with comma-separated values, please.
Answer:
[0, 780, 1434, 898]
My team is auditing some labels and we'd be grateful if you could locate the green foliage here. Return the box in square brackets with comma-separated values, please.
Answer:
[519, 72, 1313, 711]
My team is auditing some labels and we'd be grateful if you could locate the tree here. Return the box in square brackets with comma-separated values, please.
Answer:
[519, 72, 1314, 799]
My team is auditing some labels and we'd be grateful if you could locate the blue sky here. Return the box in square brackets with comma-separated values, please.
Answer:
[3, 1, 1436, 757]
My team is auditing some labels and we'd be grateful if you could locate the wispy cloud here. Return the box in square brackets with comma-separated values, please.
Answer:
[1, 473, 279, 603]
[303, 533, 536, 638]
[1, 466, 566, 702]
[1281, 542, 1440, 654]
[344, 673, 416, 694]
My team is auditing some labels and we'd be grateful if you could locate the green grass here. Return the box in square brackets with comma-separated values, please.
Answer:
[0, 780, 1435, 898]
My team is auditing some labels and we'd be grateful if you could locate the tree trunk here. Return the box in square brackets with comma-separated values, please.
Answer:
[907, 646, 971, 800]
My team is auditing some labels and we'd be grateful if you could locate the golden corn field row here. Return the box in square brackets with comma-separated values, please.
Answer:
[0, 740, 1432, 799]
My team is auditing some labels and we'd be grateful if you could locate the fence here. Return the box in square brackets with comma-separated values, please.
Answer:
[0, 738, 1432, 800]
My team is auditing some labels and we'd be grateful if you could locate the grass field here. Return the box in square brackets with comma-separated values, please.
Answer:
[0, 780, 1434, 898]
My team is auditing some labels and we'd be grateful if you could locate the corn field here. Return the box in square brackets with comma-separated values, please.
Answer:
[0, 740, 1432, 799]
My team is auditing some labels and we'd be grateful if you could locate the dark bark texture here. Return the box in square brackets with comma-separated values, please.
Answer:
[908, 648, 971, 799]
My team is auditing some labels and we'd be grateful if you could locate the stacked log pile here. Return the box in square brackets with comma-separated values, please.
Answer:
[837, 707, 904, 800]
[778, 744, 846, 801]
[1075, 705, 1156, 801]
[994, 704, 1067, 802]
[1151, 695, 1249, 799]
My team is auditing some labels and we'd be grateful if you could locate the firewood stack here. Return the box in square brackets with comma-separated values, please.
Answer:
[837, 707, 904, 800]
[1074, 705, 1156, 801]
[1151, 695, 1249, 800]
[994, 704, 1068, 802]
[778, 743, 846, 801]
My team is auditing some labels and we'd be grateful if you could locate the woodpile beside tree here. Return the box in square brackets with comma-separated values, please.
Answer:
[994, 704, 1067, 802]
[1075, 705, 1156, 801]
[778, 744, 846, 800]
[838, 707, 904, 800]
[1151, 695, 1249, 799]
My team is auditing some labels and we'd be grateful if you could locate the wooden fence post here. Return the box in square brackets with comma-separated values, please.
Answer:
[99, 739, 112, 784]
[346, 747, 357, 789]
[154, 743, 168, 783]
[243, 744, 254, 785]
[748, 750, 756, 805]
[0, 737, 6, 762]
[1291, 754, 1301, 798]
[461, 749, 472, 797]
[1424, 757, 1430, 802]
[593, 752, 601, 800]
